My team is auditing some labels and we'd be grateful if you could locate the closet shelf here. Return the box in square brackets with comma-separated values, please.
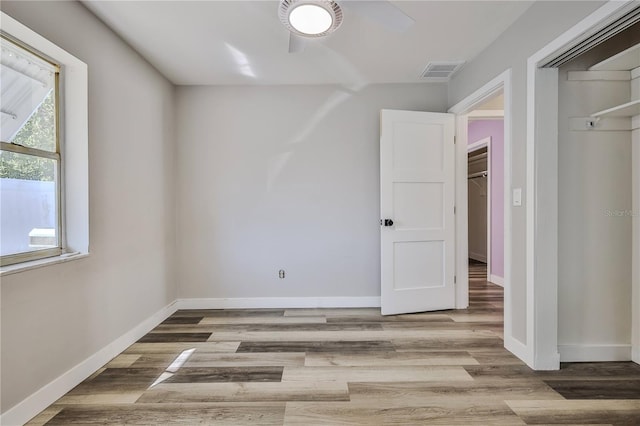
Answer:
[591, 99, 640, 118]
[589, 43, 640, 71]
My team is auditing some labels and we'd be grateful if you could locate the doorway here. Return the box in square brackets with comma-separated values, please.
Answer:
[528, 1, 640, 368]
[467, 93, 505, 288]
[468, 144, 489, 269]
[449, 70, 522, 362]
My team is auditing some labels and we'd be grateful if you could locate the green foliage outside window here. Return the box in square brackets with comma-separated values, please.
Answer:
[0, 90, 56, 181]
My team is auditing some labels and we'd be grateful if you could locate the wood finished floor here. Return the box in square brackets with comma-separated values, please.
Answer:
[27, 262, 640, 425]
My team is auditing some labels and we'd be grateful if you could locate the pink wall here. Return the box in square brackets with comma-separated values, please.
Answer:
[468, 119, 504, 279]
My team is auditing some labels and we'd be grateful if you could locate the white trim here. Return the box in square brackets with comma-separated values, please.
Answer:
[468, 136, 492, 279]
[504, 335, 533, 366]
[502, 73, 513, 364]
[527, 66, 561, 371]
[449, 69, 513, 363]
[534, 2, 638, 67]
[633, 346, 640, 364]
[468, 109, 504, 119]
[176, 297, 381, 310]
[467, 136, 490, 153]
[454, 115, 469, 309]
[449, 72, 508, 115]
[489, 274, 504, 287]
[526, 0, 637, 371]
[0, 252, 89, 276]
[559, 344, 632, 362]
[526, 62, 537, 370]
[0, 301, 178, 426]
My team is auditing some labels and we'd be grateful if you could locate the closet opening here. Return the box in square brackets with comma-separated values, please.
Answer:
[528, 2, 640, 368]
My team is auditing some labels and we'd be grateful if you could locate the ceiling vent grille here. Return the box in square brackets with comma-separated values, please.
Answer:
[420, 61, 465, 81]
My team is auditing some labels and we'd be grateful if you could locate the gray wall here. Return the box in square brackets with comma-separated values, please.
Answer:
[0, 1, 176, 413]
[175, 84, 447, 299]
[448, 1, 606, 344]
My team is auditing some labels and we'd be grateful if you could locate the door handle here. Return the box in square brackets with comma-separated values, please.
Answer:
[381, 219, 394, 227]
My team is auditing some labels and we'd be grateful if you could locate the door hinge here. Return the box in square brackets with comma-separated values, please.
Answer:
[454, 206, 456, 214]
[454, 275, 457, 284]
[454, 136, 456, 144]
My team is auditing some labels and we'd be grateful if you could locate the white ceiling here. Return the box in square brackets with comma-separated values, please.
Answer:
[82, 1, 533, 86]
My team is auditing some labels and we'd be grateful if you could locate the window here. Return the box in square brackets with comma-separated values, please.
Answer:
[1, 35, 62, 266]
[1, 12, 88, 274]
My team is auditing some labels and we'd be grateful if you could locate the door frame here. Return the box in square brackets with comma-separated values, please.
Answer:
[448, 69, 523, 362]
[467, 136, 493, 282]
[526, 0, 639, 369]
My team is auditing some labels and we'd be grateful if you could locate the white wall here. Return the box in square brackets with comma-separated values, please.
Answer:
[557, 62, 632, 358]
[176, 84, 447, 300]
[0, 0, 176, 414]
[448, 1, 606, 344]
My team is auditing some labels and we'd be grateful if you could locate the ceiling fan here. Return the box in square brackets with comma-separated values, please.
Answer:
[278, 0, 414, 53]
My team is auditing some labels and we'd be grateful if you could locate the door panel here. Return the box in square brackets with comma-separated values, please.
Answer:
[381, 109, 455, 315]
[393, 241, 444, 290]
[393, 182, 444, 230]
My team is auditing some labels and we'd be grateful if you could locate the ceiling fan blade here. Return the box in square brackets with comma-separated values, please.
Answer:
[343, 1, 414, 33]
[288, 33, 306, 53]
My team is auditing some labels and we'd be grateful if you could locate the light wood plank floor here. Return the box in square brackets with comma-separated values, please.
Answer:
[27, 261, 640, 425]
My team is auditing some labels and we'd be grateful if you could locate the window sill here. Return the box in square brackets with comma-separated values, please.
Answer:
[0, 252, 89, 277]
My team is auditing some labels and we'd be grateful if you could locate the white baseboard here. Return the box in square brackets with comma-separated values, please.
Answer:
[504, 334, 533, 368]
[631, 346, 639, 364]
[176, 296, 381, 310]
[0, 301, 178, 426]
[559, 344, 632, 362]
[489, 274, 504, 287]
[469, 252, 487, 263]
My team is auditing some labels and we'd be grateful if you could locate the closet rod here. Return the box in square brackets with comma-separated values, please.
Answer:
[468, 171, 487, 179]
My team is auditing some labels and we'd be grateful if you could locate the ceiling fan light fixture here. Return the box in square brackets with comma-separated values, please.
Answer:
[279, 0, 343, 38]
[289, 4, 332, 35]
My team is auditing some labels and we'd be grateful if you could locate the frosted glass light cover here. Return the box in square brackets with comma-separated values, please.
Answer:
[289, 4, 333, 35]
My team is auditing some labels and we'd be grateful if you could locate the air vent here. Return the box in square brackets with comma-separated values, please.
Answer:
[420, 61, 465, 81]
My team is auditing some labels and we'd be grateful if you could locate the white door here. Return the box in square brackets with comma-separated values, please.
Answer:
[380, 109, 456, 315]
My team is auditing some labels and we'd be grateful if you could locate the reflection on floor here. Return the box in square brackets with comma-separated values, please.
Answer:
[27, 264, 640, 425]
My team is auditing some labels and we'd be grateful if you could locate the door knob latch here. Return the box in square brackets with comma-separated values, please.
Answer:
[381, 219, 394, 227]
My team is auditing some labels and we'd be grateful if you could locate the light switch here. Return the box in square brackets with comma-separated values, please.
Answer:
[513, 188, 522, 206]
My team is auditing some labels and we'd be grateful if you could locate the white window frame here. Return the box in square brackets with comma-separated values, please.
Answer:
[0, 12, 89, 275]
[1, 34, 63, 266]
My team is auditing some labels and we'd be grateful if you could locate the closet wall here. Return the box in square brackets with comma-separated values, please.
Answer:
[468, 148, 488, 263]
[557, 32, 640, 361]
